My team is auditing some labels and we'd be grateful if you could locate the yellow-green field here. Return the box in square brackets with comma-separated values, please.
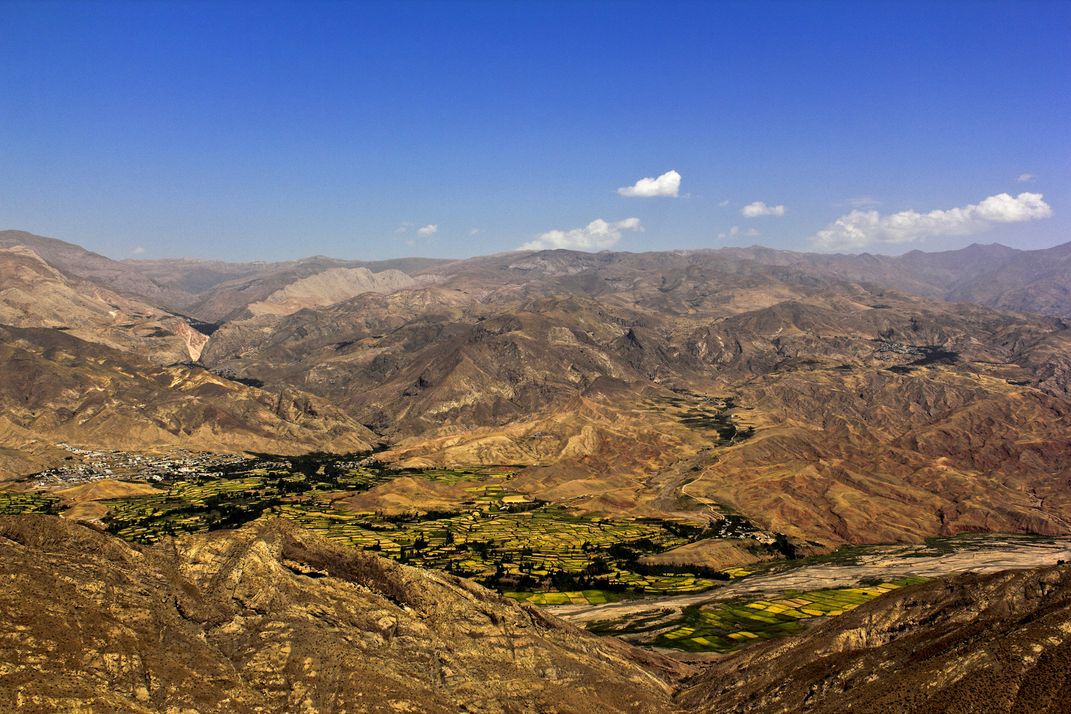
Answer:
[0, 490, 61, 515]
[277, 498, 725, 594]
[504, 590, 625, 606]
[646, 577, 927, 652]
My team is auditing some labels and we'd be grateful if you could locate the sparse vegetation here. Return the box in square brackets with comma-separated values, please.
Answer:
[647, 391, 756, 446]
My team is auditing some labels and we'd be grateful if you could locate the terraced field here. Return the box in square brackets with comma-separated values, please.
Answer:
[277, 494, 725, 594]
[649, 578, 926, 652]
[504, 590, 626, 606]
[87, 454, 754, 596]
[0, 490, 60, 515]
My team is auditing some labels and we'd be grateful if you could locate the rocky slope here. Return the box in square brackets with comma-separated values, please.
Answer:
[200, 254, 1071, 544]
[1, 515, 1069, 713]
[678, 565, 1071, 713]
[0, 516, 687, 713]
[721, 240, 1071, 320]
[0, 325, 376, 476]
[170, 256, 447, 322]
[0, 245, 207, 362]
[3, 231, 1071, 547]
[0, 230, 192, 309]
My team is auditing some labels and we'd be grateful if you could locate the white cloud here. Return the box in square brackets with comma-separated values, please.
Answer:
[520, 217, 642, 251]
[741, 201, 786, 217]
[718, 199, 731, 208]
[469, 228, 481, 236]
[416, 223, 438, 237]
[811, 192, 1052, 252]
[717, 225, 760, 240]
[1017, 173, 1036, 183]
[617, 169, 681, 198]
[131, 245, 145, 255]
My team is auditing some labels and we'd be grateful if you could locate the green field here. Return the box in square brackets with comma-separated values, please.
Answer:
[97, 453, 755, 596]
[0, 490, 61, 515]
[593, 577, 927, 653]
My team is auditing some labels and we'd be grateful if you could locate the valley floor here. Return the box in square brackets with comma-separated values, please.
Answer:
[551, 534, 1071, 652]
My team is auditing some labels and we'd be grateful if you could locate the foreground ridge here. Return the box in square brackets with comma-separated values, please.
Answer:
[2, 515, 1070, 713]
[0, 515, 687, 713]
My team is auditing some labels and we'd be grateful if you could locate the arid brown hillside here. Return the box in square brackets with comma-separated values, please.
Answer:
[720, 241, 1071, 320]
[3, 232, 1071, 546]
[0, 325, 376, 475]
[0, 245, 207, 363]
[678, 565, 1071, 713]
[1, 515, 1069, 713]
[200, 254, 1071, 544]
[0, 516, 687, 713]
[0, 230, 192, 309]
[124, 254, 446, 323]
[245, 266, 421, 316]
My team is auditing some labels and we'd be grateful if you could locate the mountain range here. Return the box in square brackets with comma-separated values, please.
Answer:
[2, 228, 1071, 712]
[2, 229, 1070, 549]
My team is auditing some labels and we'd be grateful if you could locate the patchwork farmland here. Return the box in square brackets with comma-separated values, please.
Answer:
[22, 453, 771, 597]
[0, 491, 60, 515]
[590, 577, 928, 653]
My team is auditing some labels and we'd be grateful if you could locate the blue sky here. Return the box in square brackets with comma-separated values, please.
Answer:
[1, 0, 1068, 261]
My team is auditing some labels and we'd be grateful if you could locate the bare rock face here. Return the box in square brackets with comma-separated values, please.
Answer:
[247, 266, 420, 316]
[0, 245, 207, 363]
[678, 565, 1071, 713]
[0, 516, 687, 713]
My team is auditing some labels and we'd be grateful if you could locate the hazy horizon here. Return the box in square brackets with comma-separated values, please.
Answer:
[5, 226, 1071, 267]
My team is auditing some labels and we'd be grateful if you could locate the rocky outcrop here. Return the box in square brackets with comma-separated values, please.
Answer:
[0, 516, 688, 712]
[248, 266, 420, 316]
[0, 245, 207, 363]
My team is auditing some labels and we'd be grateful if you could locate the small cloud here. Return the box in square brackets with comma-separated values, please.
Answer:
[394, 222, 412, 234]
[717, 225, 760, 240]
[416, 223, 438, 237]
[811, 192, 1053, 252]
[469, 228, 481, 236]
[617, 169, 681, 198]
[520, 217, 642, 251]
[131, 245, 145, 255]
[741, 201, 786, 217]
[1017, 173, 1036, 183]
[718, 199, 731, 208]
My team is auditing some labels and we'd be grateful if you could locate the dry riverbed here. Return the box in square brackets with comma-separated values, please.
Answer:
[549, 534, 1071, 631]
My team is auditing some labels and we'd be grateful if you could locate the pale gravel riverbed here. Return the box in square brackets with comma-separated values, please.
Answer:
[548, 535, 1071, 627]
